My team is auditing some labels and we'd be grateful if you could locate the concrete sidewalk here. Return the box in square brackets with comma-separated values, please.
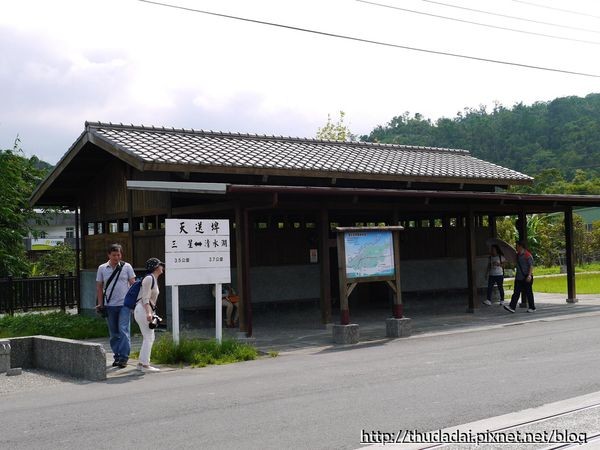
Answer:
[91, 292, 600, 376]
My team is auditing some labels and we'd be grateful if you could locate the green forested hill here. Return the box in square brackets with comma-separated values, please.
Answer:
[362, 93, 600, 193]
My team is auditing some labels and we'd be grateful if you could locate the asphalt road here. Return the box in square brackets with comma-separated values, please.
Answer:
[2, 314, 600, 450]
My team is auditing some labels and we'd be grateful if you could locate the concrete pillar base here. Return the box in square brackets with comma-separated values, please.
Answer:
[235, 333, 256, 346]
[566, 298, 579, 303]
[333, 324, 359, 344]
[386, 318, 412, 338]
[0, 340, 10, 374]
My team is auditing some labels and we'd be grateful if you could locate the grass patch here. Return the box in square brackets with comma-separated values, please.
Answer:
[535, 263, 600, 276]
[533, 273, 600, 294]
[0, 312, 109, 339]
[132, 334, 258, 367]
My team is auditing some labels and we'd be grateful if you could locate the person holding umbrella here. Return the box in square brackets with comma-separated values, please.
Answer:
[503, 240, 536, 313]
[483, 244, 506, 306]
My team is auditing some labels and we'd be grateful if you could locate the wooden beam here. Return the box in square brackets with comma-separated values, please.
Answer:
[564, 207, 578, 303]
[171, 201, 237, 216]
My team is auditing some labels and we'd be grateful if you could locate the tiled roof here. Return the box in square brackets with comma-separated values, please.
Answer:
[86, 122, 532, 184]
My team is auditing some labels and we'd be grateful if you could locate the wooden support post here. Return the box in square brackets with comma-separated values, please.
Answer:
[242, 208, 253, 337]
[235, 205, 247, 332]
[127, 187, 135, 267]
[74, 206, 81, 312]
[517, 211, 527, 245]
[336, 233, 350, 325]
[59, 274, 66, 313]
[564, 207, 578, 303]
[517, 211, 528, 307]
[465, 209, 477, 313]
[80, 205, 87, 270]
[489, 214, 497, 238]
[392, 230, 403, 318]
[319, 208, 332, 324]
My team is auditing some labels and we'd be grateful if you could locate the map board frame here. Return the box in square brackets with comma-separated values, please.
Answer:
[336, 226, 404, 325]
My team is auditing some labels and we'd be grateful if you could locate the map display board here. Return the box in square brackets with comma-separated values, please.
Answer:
[344, 230, 395, 280]
[165, 219, 231, 286]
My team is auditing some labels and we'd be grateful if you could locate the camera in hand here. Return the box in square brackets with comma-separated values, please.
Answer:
[149, 313, 163, 329]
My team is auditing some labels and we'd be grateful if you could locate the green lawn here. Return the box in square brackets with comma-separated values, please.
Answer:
[532, 273, 600, 294]
[534, 263, 600, 276]
[0, 312, 109, 339]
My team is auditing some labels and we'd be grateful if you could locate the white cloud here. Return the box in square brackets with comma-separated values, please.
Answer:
[1, 0, 599, 163]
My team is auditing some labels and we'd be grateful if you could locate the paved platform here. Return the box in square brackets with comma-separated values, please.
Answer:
[91, 292, 600, 378]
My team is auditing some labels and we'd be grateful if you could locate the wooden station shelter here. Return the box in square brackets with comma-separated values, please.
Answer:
[31, 122, 600, 336]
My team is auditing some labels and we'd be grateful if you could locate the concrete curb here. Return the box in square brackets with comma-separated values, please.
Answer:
[9, 336, 107, 381]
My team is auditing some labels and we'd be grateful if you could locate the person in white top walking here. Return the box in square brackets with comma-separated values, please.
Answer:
[134, 258, 164, 373]
[483, 244, 505, 306]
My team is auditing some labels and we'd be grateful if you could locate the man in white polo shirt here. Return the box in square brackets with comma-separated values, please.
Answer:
[96, 243, 136, 368]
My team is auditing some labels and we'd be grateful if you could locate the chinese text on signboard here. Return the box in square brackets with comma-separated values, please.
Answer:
[164, 219, 231, 286]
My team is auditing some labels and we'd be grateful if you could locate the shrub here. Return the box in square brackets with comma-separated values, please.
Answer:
[0, 312, 108, 339]
[144, 335, 258, 367]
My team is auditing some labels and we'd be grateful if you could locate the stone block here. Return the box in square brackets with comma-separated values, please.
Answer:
[0, 339, 10, 373]
[332, 324, 359, 344]
[386, 317, 412, 338]
[6, 367, 22, 376]
[33, 336, 107, 381]
[9, 337, 35, 369]
[8, 335, 106, 381]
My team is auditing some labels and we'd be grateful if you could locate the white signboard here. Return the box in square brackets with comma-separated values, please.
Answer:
[31, 238, 65, 250]
[165, 219, 231, 286]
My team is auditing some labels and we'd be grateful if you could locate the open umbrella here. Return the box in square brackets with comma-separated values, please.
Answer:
[485, 237, 517, 264]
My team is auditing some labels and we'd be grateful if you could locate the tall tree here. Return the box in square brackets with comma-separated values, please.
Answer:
[0, 139, 46, 276]
[316, 111, 356, 142]
[361, 93, 600, 193]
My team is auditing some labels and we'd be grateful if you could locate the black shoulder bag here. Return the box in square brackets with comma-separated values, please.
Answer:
[103, 262, 124, 305]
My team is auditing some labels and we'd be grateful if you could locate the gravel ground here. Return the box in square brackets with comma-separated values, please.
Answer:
[0, 369, 83, 396]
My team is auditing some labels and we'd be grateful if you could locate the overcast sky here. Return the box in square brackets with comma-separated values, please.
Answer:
[1, 0, 600, 164]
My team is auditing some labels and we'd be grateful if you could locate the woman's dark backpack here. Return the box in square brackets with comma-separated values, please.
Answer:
[123, 275, 155, 309]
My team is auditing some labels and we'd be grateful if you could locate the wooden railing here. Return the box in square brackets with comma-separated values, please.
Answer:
[0, 274, 78, 315]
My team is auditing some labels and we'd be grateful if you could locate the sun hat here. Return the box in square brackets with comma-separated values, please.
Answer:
[145, 257, 165, 272]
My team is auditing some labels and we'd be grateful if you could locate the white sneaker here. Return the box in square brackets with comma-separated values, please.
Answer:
[498, 300, 505, 306]
[482, 300, 492, 306]
[527, 308, 536, 313]
[142, 365, 160, 373]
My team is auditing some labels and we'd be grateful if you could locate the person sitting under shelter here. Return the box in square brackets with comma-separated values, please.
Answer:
[211, 284, 239, 328]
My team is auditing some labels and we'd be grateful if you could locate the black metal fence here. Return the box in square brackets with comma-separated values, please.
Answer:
[0, 274, 79, 315]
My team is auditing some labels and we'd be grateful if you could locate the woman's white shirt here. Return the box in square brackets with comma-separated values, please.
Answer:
[138, 275, 159, 307]
[490, 255, 504, 276]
